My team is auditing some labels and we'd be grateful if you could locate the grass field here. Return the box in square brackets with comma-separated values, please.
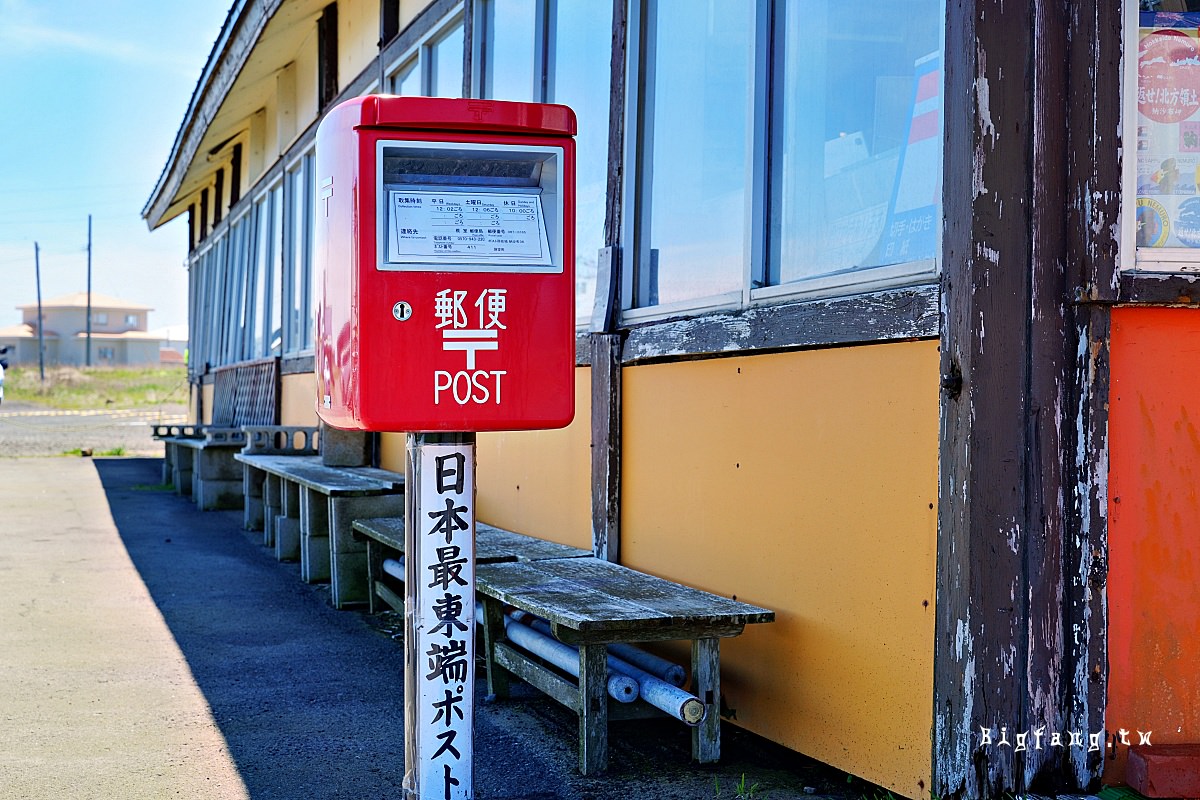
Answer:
[4, 365, 188, 410]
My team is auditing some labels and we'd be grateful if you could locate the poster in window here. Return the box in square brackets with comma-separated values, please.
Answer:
[1136, 13, 1200, 248]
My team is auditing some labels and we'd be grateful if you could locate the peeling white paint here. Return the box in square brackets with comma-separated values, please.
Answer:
[977, 76, 997, 145]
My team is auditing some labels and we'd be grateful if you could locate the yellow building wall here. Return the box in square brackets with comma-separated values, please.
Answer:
[379, 431, 406, 472]
[201, 382, 214, 425]
[399, 0, 431, 32]
[474, 368, 593, 550]
[339, 0, 380, 92]
[190, 384, 203, 425]
[294, 28, 319, 142]
[620, 342, 938, 799]
[280, 372, 318, 426]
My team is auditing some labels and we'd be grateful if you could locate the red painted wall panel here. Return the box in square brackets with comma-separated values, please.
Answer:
[1107, 306, 1200, 782]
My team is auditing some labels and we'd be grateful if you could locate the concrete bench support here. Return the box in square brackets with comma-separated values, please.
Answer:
[168, 444, 194, 497]
[243, 465, 265, 531]
[300, 488, 331, 583]
[235, 453, 404, 608]
[263, 474, 282, 548]
[328, 494, 404, 609]
[275, 479, 302, 561]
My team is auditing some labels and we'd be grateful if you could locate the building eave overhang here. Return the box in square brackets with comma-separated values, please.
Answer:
[141, 0, 279, 231]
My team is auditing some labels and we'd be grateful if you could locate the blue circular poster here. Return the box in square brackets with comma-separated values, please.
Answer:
[1176, 197, 1200, 248]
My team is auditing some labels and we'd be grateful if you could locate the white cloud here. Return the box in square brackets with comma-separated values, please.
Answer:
[0, 2, 196, 72]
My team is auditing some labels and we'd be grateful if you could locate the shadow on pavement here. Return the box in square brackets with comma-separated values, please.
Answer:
[92, 457, 865, 800]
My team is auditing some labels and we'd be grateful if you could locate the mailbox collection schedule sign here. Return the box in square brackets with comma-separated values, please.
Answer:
[386, 191, 551, 266]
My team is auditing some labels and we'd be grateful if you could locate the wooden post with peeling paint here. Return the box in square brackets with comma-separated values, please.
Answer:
[934, 1, 1117, 796]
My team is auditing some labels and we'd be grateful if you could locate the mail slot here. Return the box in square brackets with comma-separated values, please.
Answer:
[314, 96, 577, 432]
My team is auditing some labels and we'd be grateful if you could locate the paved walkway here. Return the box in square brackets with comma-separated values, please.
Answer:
[0, 457, 249, 799]
[0, 457, 852, 799]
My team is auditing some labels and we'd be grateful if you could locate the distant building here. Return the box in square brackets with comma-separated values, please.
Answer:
[0, 292, 164, 366]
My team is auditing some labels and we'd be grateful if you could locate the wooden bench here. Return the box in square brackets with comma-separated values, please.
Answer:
[161, 427, 247, 510]
[235, 453, 404, 609]
[475, 557, 774, 776]
[350, 516, 591, 614]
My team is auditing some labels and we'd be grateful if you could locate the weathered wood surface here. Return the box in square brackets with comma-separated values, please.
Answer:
[590, 333, 622, 562]
[475, 558, 774, 641]
[935, 1, 1117, 796]
[234, 454, 402, 496]
[1118, 271, 1200, 304]
[622, 284, 938, 364]
[352, 517, 590, 563]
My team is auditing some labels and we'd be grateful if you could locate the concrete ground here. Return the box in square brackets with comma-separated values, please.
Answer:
[0, 456, 869, 800]
[0, 400, 185, 457]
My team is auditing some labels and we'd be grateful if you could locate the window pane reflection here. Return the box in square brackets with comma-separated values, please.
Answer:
[484, 0, 537, 101]
[639, 0, 751, 307]
[553, 1, 612, 323]
[431, 24, 464, 98]
[769, 0, 942, 285]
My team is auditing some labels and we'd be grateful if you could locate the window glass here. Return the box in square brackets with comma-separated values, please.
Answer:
[269, 183, 284, 355]
[305, 155, 318, 350]
[769, 0, 942, 286]
[284, 161, 312, 353]
[431, 23, 465, 98]
[251, 196, 269, 356]
[228, 218, 247, 363]
[483, 0, 538, 101]
[95, 312, 109, 325]
[553, 1, 613, 323]
[637, 0, 752, 308]
[1132, 3, 1200, 259]
[393, 58, 421, 95]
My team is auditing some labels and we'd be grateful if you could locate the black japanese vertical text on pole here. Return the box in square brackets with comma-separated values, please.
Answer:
[404, 432, 476, 800]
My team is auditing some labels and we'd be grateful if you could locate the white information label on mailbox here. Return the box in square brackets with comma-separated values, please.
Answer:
[387, 190, 550, 265]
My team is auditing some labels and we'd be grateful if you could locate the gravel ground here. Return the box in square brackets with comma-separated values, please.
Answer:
[0, 400, 187, 458]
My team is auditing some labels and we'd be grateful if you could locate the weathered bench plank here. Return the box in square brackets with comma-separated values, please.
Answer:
[235, 455, 400, 496]
[476, 558, 774, 639]
[351, 517, 590, 614]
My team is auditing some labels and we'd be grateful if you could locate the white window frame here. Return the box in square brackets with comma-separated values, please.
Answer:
[621, 0, 943, 324]
[282, 148, 315, 355]
[1120, 1, 1200, 274]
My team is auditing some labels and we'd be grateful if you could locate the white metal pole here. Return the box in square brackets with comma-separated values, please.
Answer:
[404, 432, 475, 800]
[34, 242, 45, 382]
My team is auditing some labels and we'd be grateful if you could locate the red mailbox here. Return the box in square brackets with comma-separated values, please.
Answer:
[314, 96, 576, 432]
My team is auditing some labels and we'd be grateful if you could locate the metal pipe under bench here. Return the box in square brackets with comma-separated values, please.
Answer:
[474, 557, 775, 777]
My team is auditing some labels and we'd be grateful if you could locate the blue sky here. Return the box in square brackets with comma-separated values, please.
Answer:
[0, 0, 231, 330]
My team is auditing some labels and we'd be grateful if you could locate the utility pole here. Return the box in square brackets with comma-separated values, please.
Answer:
[85, 214, 92, 367]
[34, 242, 45, 383]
